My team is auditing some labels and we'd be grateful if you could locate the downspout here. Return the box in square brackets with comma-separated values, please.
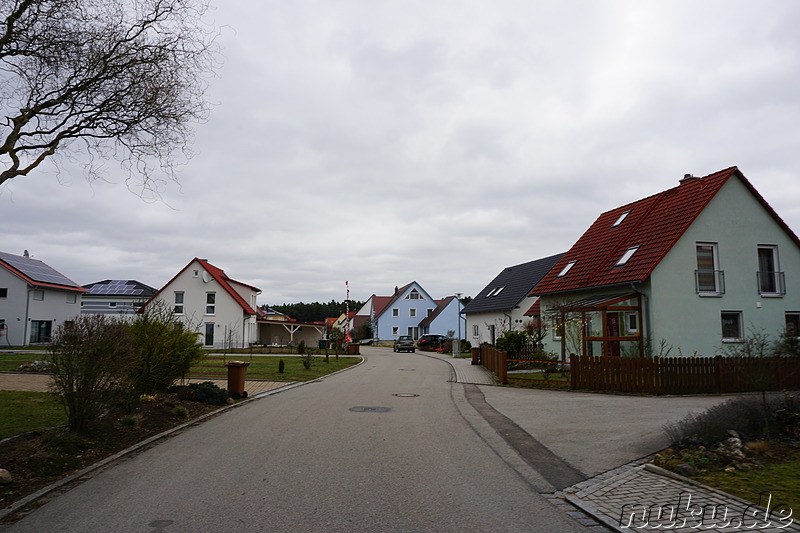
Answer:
[24, 284, 32, 346]
[630, 282, 651, 356]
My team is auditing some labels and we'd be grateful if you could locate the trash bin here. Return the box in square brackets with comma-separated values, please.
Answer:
[347, 343, 360, 355]
[319, 339, 328, 349]
[225, 361, 251, 399]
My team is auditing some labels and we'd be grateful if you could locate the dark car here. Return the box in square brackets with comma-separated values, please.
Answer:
[393, 335, 415, 352]
[418, 334, 447, 350]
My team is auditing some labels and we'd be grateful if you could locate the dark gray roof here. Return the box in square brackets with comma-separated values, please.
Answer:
[461, 253, 565, 315]
[82, 280, 157, 297]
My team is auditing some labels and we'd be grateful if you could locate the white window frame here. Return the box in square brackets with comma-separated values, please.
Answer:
[696, 242, 723, 295]
[552, 318, 563, 341]
[206, 292, 216, 315]
[472, 324, 479, 338]
[108, 301, 117, 308]
[612, 210, 631, 227]
[557, 261, 577, 278]
[174, 291, 184, 314]
[392, 326, 399, 336]
[757, 245, 782, 296]
[721, 311, 743, 343]
[409, 308, 416, 318]
[786, 313, 800, 339]
[66, 293, 77, 304]
[392, 308, 399, 318]
[406, 289, 422, 300]
[32, 289, 44, 301]
[615, 246, 639, 267]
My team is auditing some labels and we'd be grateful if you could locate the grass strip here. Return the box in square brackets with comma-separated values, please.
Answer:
[0, 391, 66, 439]
[187, 355, 360, 382]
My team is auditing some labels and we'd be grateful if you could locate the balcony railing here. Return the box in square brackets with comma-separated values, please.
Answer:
[757, 271, 786, 296]
[695, 269, 725, 295]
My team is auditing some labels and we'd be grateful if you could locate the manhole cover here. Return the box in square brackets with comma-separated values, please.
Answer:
[349, 406, 391, 413]
[392, 393, 419, 398]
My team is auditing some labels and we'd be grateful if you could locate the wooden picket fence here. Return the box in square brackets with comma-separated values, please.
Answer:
[477, 345, 508, 384]
[570, 355, 800, 395]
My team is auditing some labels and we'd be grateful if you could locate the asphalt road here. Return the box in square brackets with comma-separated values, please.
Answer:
[5, 349, 589, 533]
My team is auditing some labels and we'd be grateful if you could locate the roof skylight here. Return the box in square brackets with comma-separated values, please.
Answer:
[612, 210, 631, 227]
[556, 260, 577, 278]
[615, 246, 639, 266]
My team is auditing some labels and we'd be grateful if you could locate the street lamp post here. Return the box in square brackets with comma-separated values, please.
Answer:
[453, 293, 462, 357]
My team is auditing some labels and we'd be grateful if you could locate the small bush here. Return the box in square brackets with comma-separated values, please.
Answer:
[664, 394, 800, 448]
[118, 415, 139, 429]
[171, 406, 189, 419]
[278, 359, 285, 373]
[297, 340, 306, 354]
[187, 381, 228, 405]
[301, 353, 313, 370]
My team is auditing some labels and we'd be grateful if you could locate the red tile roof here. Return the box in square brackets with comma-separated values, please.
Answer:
[532, 166, 800, 295]
[143, 258, 259, 315]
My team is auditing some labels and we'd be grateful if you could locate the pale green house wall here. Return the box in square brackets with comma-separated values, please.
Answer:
[648, 176, 800, 356]
[538, 175, 800, 358]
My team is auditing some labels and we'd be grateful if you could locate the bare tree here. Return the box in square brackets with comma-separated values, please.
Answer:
[0, 0, 218, 194]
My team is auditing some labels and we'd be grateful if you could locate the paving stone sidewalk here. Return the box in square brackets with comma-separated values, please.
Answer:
[554, 459, 799, 532]
[423, 352, 497, 385]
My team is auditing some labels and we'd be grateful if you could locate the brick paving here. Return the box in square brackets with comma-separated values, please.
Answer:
[554, 460, 799, 532]
[423, 352, 497, 385]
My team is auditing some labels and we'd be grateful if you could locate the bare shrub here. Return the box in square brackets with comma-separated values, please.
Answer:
[49, 315, 133, 430]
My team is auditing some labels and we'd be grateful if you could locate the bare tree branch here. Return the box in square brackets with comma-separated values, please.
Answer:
[0, 0, 219, 195]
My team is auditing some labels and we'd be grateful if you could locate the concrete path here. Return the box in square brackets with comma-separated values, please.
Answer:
[427, 352, 797, 532]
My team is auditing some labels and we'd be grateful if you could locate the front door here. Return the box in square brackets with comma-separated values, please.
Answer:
[606, 313, 621, 356]
[204, 323, 215, 347]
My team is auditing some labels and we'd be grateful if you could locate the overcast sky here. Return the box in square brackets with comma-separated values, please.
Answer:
[3, 1, 800, 305]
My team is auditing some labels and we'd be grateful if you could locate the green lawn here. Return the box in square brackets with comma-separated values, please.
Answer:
[506, 372, 570, 388]
[0, 352, 50, 372]
[0, 391, 67, 439]
[188, 355, 361, 382]
[694, 447, 800, 512]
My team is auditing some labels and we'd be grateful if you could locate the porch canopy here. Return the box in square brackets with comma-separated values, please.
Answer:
[552, 293, 643, 358]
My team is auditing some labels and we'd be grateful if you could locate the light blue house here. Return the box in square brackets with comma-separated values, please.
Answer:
[356, 282, 463, 341]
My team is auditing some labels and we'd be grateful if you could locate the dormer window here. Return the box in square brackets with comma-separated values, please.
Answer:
[612, 210, 631, 227]
[615, 246, 639, 267]
[486, 286, 506, 297]
[557, 260, 577, 278]
[406, 289, 422, 300]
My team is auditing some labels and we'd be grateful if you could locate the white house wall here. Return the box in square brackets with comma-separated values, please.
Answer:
[0, 268, 82, 346]
[152, 261, 258, 349]
[465, 295, 540, 346]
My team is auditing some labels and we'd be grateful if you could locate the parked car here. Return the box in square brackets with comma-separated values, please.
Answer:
[418, 334, 447, 350]
[393, 335, 415, 353]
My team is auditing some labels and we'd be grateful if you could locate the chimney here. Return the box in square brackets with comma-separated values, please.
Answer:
[23, 250, 29, 258]
[679, 173, 700, 185]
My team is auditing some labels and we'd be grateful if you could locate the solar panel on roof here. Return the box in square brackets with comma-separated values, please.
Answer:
[0, 251, 79, 288]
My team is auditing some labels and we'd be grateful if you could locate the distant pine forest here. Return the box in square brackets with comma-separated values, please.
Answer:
[265, 300, 365, 323]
